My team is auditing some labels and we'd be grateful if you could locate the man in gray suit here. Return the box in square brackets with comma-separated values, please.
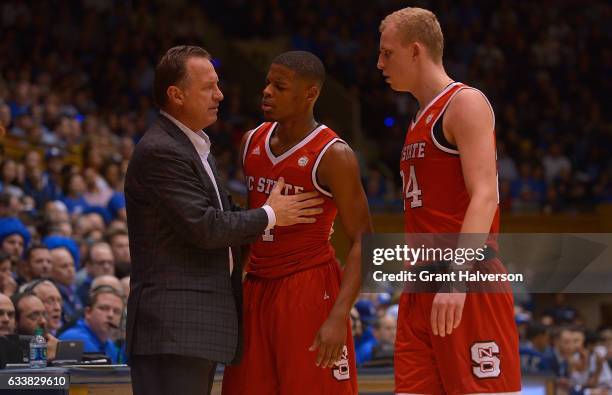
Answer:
[125, 45, 323, 395]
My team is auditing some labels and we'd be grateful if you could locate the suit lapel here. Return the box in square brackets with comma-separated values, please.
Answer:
[156, 115, 225, 210]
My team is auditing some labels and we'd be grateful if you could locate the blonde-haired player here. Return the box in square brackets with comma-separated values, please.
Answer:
[378, 7, 521, 395]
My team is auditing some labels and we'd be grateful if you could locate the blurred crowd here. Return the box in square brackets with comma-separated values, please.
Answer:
[0, 0, 259, 208]
[0, 210, 129, 363]
[515, 295, 612, 394]
[1, 1, 610, 214]
[213, 0, 612, 213]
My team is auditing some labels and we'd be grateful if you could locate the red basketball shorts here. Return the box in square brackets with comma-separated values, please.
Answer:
[222, 261, 357, 395]
[395, 289, 521, 394]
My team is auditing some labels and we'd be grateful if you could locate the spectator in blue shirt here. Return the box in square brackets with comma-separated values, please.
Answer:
[520, 322, 554, 373]
[59, 285, 125, 363]
[356, 314, 396, 366]
[61, 173, 89, 215]
[107, 191, 126, 222]
[42, 147, 66, 202]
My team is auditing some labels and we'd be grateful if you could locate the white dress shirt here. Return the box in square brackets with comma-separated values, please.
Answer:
[160, 110, 276, 273]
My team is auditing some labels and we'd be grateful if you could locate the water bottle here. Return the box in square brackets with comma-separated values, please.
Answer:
[29, 327, 47, 368]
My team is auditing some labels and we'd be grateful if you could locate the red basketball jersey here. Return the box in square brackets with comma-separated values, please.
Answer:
[243, 122, 343, 279]
[396, 84, 520, 395]
[400, 82, 500, 234]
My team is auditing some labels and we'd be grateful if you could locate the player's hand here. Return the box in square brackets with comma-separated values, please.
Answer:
[430, 292, 466, 337]
[266, 178, 324, 226]
[309, 314, 346, 368]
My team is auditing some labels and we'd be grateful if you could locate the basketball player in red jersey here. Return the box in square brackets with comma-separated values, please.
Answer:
[222, 51, 372, 395]
[377, 7, 521, 395]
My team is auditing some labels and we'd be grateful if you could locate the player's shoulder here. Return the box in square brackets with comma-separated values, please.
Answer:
[311, 124, 348, 153]
[451, 86, 491, 111]
[241, 122, 273, 162]
[448, 85, 491, 114]
[318, 136, 355, 169]
[241, 122, 273, 148]
[445, 86, 494, 125]
[317, 124, 340, 139]
[324, 138, 351, 155]
[315, 122, 351, 146]
[245, 121, 274, 140]
[315, 135, 359, 189]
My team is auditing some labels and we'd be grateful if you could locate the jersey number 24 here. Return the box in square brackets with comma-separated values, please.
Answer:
[400, 165, 423, 209]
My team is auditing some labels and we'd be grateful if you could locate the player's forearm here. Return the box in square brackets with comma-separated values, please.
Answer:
[460, 191, 497, 234]
[329, 241, 362, 320]
[452, 191, 498, 273]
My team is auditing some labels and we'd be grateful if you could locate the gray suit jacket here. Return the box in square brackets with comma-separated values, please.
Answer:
[125, 115, 268, 363]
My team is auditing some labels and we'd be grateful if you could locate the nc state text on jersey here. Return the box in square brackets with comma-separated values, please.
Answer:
[401, 141, 426, 160]
[246, 176, 305, 195]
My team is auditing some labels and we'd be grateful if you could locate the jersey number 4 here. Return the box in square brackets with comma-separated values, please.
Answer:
[263, 227, 274, 242]
[400, 165, 422, 208]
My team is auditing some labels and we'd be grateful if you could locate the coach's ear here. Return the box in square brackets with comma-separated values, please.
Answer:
[167, 85, 185, 106]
